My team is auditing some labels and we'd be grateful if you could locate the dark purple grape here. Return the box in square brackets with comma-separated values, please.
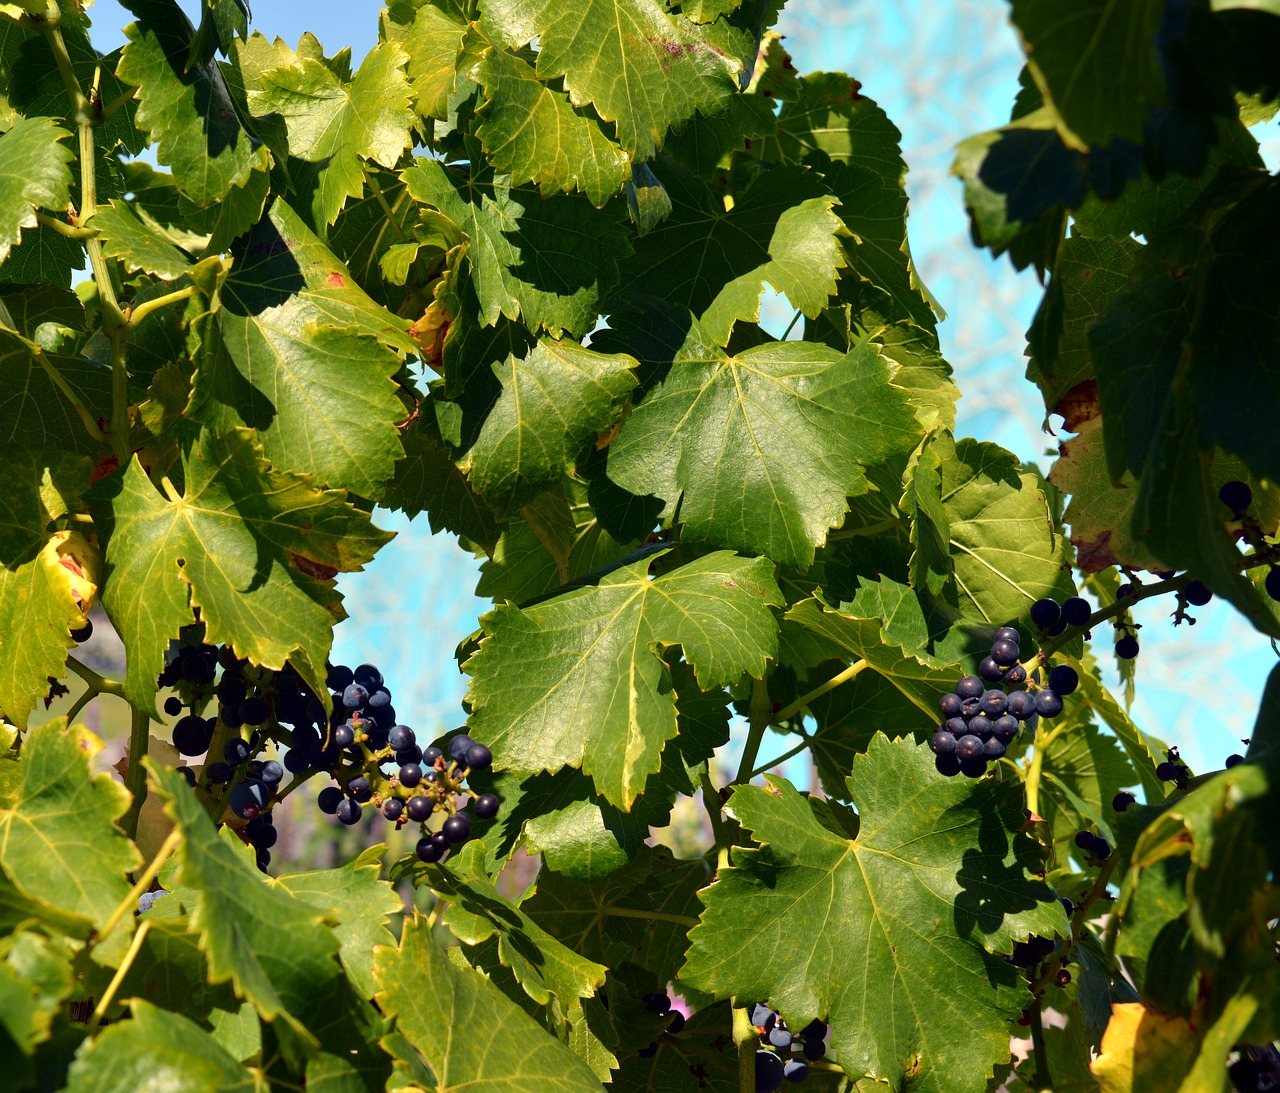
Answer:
[342, 683, 368, 710]
[70, 619, 93, 643]
[336, 798, 362, 825]
[980, 689, 1007, 717]
[984, 737, 1007, 759]
[1060, 597, 1091, 627]
[205, 761, 233, 784]
[637, 1041, 658, 1059]
[240, 697, 269, 726]
[1075, 830, 1098, 851]
[399, 762, 423, 788]
[258, 760, 283, 786]
[430, 831, 450, 854]
[990, 638, 1020, 667]
[1183, 580, 1212, 606]
[1007, 690, 1037, 720]
[172, 715, 214, 756]
[326, 664, 354, 691]
[353, 663, 383, 689]
[383, 797, 405, 821]
[1093, 836, 1111, 860]
[1035, 689, 1063, 717]
[348, 775, 372, 802]
[366, 688, 392, 710]
[1225, 753, 1244, 769]
[388, 724, 415, 751]
[230, 780, 269, 820]
[994, 625, 1021, 644]
[749, 1004, 774, 1030]
[176, 766, 196, 787]
[1004, 664, 1027, 685]
[768, 1025, 792, 1049]
[416, 836, 442, 863]
[968, 714, 994, 740]
[422, 746, 444, 767]
[959, 757, 987, 778]
[802, 1036, 825, 1061]
[223, 738, 250, 765]
[317, 786, 343, 814]
[474, 793, 500, 819]
[944, 717, 968, 736]
[756, 1050, 784, 1093]
[332, 724, 355, 749]
[992, 715, 1019, 743]
[955, 734, 984, 761]
[284, 747, 310, 774]
[979, 657, 1005, 682]
[252, 823, 278, 850]
[464, 743, 493, 771]
[930, 731, 957, 756]
[961, 696, 982, 718]
[219, 702, 244, 730]
[442, 812, 472, 844]
[448, 733, 476, 761]
[955, 676, 985, 700]
[180, 650, 212, 683]
[1047, 665, 1078, 696]
[406, 796, 433, 822]
[1116, 583, 1135, 600]
[396, 745, 423, 766]
[642, 992, 670, 1014]
[1030, 598, 1061, 630]
[1267, 567, 1280, 602]
[1112, 791, 1135, 811]
[1218, 480, 1252, 515]
[939, 693, 964, 718]
[783, 1059, 809, 1082]
[665, 1010, 685, 1034]
[935, 753, 962, 777]
[1156, 761, 1179, 781]
[1116, 635, 1140, 660]
[164, 696, 183, 717]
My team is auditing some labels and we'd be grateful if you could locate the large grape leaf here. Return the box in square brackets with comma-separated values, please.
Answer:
[1009, 0, 1167, 149]
[87, 200, 194, 279]
[60, 1000, 257, 1093]
[460, 339, 638, 517]
[680, 735, 1067, 1093]
[189, 199, 414, 498]
[471, 42, 631, 207]
[275, 845, 402, 999]
[0, 448, 89, 569]
[374, 916, 606, 1092]
[402, 158, 629, 339]
[0, 720, 140, 934]
[0, 531, 100, 729]
[86, 426, 392, 714]
[607, 323, 920, 568]
[479, 0, 741, 161]
[0, 117, 73, 267]
[382, 1, 469, 121]
[617, 164, 847, 344]
[1038, 716, 1136, 862]
[0, 932, 74, 1082]
[0, 336, 114, 451]
[117, 9, 269, 208]
[250, 43, 416, 226]
[464, 549, 781, 807]
[523, 844, 709, 988]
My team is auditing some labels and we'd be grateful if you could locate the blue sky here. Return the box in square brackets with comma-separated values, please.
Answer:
[81, 0, 1277, 775]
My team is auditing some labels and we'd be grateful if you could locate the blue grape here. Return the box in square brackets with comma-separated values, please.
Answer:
[406, 796, 433, 822]
[783, 1059, 809, 1083]
[992, 715, 1019, 744]
[442, 812, 472, 844]
[994, 626, 1021, 644]
[423, 746, 444, 767]
[990, 638, 1020, 667]
[1007, 690, 1037, 720]
[1156, 761, 1179, 781]
[172, 715, 214, 756]
[967, 714, 993, 740]
[342, 683, 368, 710]
[955, 734, 984, 761]
[1226, 753, 1245, 769]
[465, 743, 493, 770]
[399, 762, 423, 787]
[939, 693, 964, 718]
[416, 836, 442, 863]
[332, 724, 355, 749]
[643, 993, 671, 1014]
[317, 786, 343, 814]
[223, 738, 250, 765]
[1004, 664, 1027, 685]
[1047, 665, 1079, 696]
[802, 1036, 825, 1061]
[756, 1050, 784, 1093]
[1219, 480, 1252, 515]
[980, 689, 1007, 717]
[259, 760, 283, 786]
[961, 696, 982, 718]
[1035, 689, 1063, 717]
[955, 676, 985, 699]
[768, 1025, 792, 1049]
[164, 695, 183, 717]
[1267, 567, 1280, 602]
[326, 664, 354, 691]
[474, 793, 501, 819]
[240, 697, 269, 726]
[1030, 598, 1061, 630]
[1060, 597, 1091, 627]
[353, 663, 383, 689]
[367, 688, 392, 710]
[383, 798, 405, 821]
[750, 1003, 775, 1030]
[430, 831, 450, 855]
[448, 733, 476, 761]
[175, 766, 196, 787]
[348, 775, 372, 802]
[984, 738, 1007, 759]
[944, 717, 968, 736]
[336, 798, 362, 825]
[665, 1010, 685, 1034]
[931, 731, 957, 756]
[935, 753, 962, 777]
[1112, 791, 1135, 812]
[205, 761, 233, 785]
[1183, 579, 1212, 606]
[388, 724, 415, 750]
[1116, 635, 1139, 660]
[979, 657, 1005, 682]
[959, 757, 987, 778]
[230, 779, 269, 820]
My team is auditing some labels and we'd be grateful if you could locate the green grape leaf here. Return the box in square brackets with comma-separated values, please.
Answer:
[86, 426, 392, 715]
[936, 434, 1077, 625]
[191, 198, 414, 497]
[383, 2, 469, 120]
[87, 199, 193, 279]
[1038, 717, 1136, 860]
[0, 931, 73, 1074]
[374, 916, 606, 1092]
[524, 798, 649, 880]
[480, 0, 741, 160]
[471, 43, 631, 207]
[0, 116, 74, 266]
[111, 919, 242, 1026]
[0, 344, 112, 452]
[1027, 233, 1137, 416]
[681, 736, 1067, 1093]
[402, 158, 629, 339]
[275, 845, 403, 999]
[409, 842, 607, 1024]
[523, 844, 709, 988]
[465, 549, 781, 808]
[1048, 416, 1171, 573]
[1009, 0, 1167, 148]
[117, 15, 269, 208]
[149, 762, 380, 1056]
[619, 164, 846, 345]
[0, 530, 99, 729]
[60, 999, 256, 1093]
[902, 438, 952, 596]
[607, 325, 920, 568]
[460, 339, 638, 517]
[0, 447, 90, 567]
[251, 43, 416, 226]
[326, 165, 423, 313]
[384, 406, 505, 552]
[0, 720, 140, 933]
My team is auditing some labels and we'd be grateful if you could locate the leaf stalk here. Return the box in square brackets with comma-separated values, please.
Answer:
[125, 284, 199, 329]
[120, 707, 151, 841]
[732, 1003, 757, 1093]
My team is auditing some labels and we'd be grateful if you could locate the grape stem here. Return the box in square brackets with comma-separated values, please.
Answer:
[699, 769, 727, 846]
[91, 919, 152, 1027]
[732, 1003, 757, 1093]
[1028, 998, 1052, 1091]
[1029, 855, 1119, 997]
[34, 212, 98, 240]
[1023, 723, 1066, 819]
[771, 659, 868, 728]
[66, 656, 125, 699]
[746, 731, 815, 781]
[733, 677, 773, 785]
[120, 707, 151, 841]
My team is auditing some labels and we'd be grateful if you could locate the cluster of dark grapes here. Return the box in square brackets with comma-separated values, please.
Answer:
[157, 628, 499, 873]
[1073, 828, 1112, 862]
[1008, 896, 1074, 978]
[749, 1003, 826, 1090]
[1155, 745, 1191, 790]
[1230, 1043, 1280, 1093]
[636, 992, 686, 1058]
[931, 625, 1078, 778]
